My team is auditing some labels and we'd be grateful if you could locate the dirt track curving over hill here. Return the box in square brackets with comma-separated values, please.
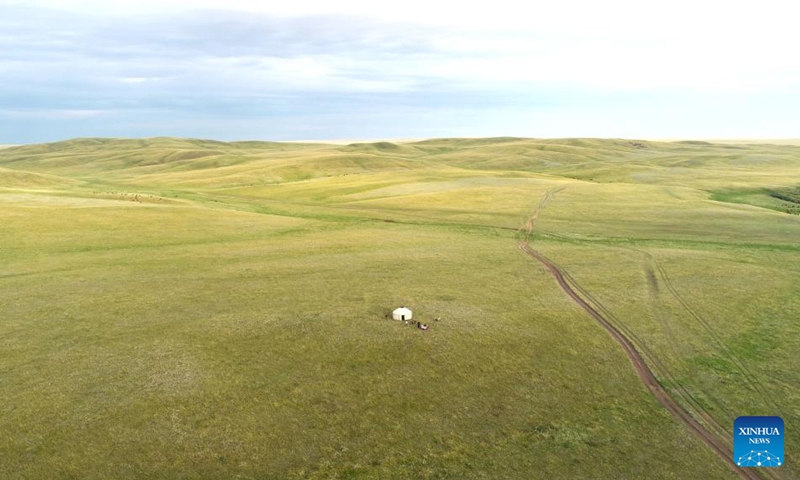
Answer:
[518, 189, 764, 480]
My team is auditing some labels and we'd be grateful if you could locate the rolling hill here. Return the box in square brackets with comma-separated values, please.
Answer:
[1, 138, 798, 479]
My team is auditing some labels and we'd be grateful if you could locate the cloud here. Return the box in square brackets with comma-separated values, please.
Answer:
[2, 1, 800, 142]
[0, 108, 109, 119]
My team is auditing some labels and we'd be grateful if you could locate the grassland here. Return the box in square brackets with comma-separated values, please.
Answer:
[1, 138, 799, 479]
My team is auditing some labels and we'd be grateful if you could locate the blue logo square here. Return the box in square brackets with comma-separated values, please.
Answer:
[734, 416, 784, 468]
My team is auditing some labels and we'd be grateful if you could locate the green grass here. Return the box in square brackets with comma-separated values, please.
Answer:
[711, 188, 800, 215]
[2, 137, 799, 479]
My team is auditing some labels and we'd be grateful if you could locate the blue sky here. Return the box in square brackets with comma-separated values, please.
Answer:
[2, 0, 799, 143]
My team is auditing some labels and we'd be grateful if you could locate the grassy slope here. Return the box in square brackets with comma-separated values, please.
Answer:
[1, 137, 799, 479]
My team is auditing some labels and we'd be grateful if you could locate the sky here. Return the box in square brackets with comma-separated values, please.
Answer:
[2, 0, 800, 143]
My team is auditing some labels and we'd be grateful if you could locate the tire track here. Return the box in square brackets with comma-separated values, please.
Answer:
[638, 258, 737, 439]
[652, 257, 781, 414]
[541, 250, 731, 442]
[527, 228, 785, 458]
[518, 189, 763, 480]
[520, 209, 727, 441]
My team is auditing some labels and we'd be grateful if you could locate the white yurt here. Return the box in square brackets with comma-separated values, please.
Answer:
[392, 306, 413, 321]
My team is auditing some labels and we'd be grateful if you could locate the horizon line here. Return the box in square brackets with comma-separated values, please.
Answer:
[4, 136, 800, 147]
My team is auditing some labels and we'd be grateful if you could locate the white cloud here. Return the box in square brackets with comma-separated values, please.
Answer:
[0, 108, 109, 119]
[117, 77, 153, 84]
[6, 0, 800, 93]
[3, 0, 800, 141]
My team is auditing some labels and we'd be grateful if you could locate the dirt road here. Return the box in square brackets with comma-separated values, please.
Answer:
[518, 190, 763, 480]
